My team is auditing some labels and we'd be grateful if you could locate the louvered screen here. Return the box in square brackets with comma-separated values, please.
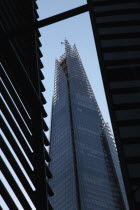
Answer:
[1, 0, 53, 209]
[88, 0, 140, 209]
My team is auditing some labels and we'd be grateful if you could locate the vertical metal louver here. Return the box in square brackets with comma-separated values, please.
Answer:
[87, 1, 140, 209]
[1, 0, 53, 209]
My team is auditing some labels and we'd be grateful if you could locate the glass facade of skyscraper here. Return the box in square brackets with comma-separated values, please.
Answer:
[49, 40, 128, 210]
[49, 58, 78, 209]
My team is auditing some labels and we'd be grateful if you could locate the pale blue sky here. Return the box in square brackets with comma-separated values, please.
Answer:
[37, 0, 112, 137]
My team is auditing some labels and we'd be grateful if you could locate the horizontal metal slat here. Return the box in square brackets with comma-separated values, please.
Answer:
[34, 9, 39, 19]
[113, 103, 140, 110]
[47, 182, 54, 197]
[43, 132, 50, 146]
[105, 58, 140, 66]
[41, 93, 47, 104]
[1, 83, 32, 142]
[92, 0, 139, 7]
[1, 137, 35, 199]
[40, 81, 46, 92]
[48, 199, 54, 210]
[1, 2, 15, 31]
[1, 65, 32, 129]
[1, 42, 44, 114]
[100, 32, 140, 40]
[130, 177, 140, 185]
[107, 68, 140, 82]
[111, 87, 140, 94]
[37, 38, 42, 48]
[107, 66, 140, 73]
[117, 119, 140, 127]
[1, 159, 33, 210]
[97, 20, 140, 28]
[1, 100, 33, 164]
[0, 62, 33, 113]
[42, 106, 48, 118]
[34, 1, 38, 10]
[122, 137, 139, 144]
[38, 58, 44, 69]
[114, 103, 140, 110]
[1, 117, 34, 177]
[36, 28, 41, 37]
[40, 70, 45, 80]
[95, 8, 140, 17]
[1, 182, 18, 210]
[45, 148, 51, 162]
[126, 157, 140, 164]
[43, 119, 49, 131]
[103, 45, 140, 53]
[37, 46, 43, 58]
[46, 165, 53, 179]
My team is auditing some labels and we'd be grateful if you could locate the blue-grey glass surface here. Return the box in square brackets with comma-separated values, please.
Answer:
[49, 40, 128, 209]
[103, 124, 129, 210]
[49, 60, 78, 209]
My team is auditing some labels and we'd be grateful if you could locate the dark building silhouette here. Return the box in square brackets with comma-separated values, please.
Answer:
[1, 0, 53, 209]
[49, 41, 128, 209]
[87, 1, 140, 209]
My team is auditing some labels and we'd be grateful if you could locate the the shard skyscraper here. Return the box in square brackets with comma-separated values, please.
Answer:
[49, 40, 128, 210]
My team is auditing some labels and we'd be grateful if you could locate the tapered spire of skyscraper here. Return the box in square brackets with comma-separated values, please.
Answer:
[49, 41, 128, 210]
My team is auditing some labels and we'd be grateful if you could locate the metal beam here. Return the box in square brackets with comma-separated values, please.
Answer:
[0, 5, 88, 41]
[36, 4, 88, 29]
